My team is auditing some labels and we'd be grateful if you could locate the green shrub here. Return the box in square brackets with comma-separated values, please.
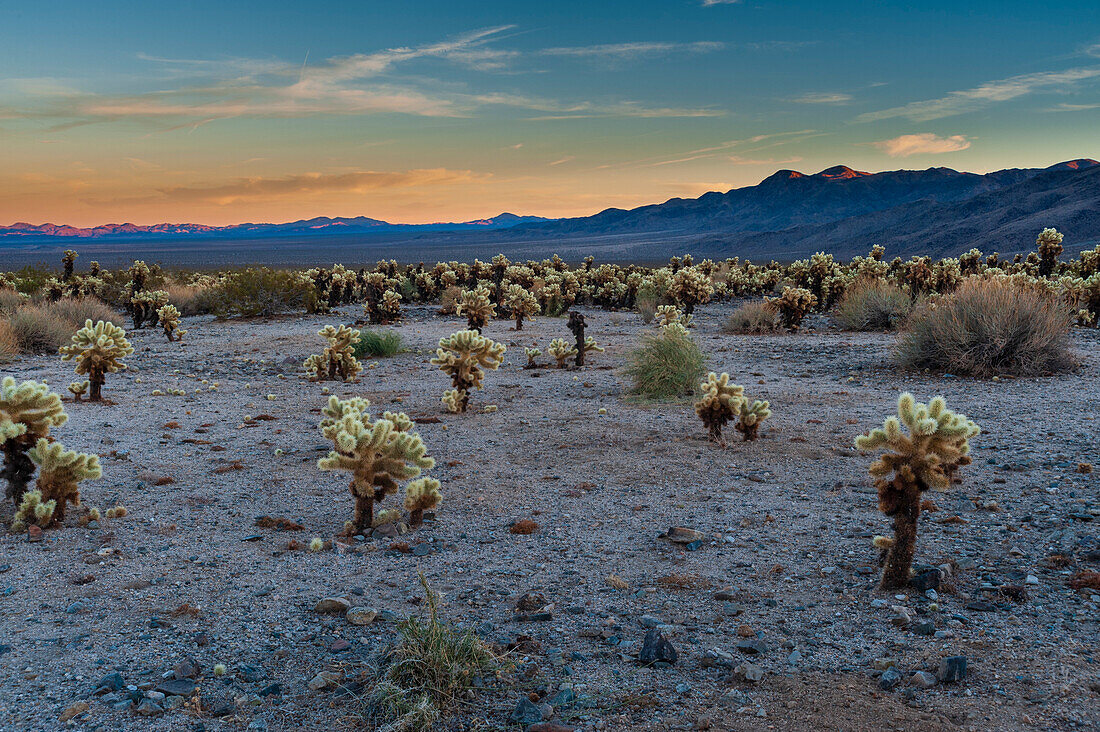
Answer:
[722, 300, 780, 334]
[896, 277, 1075, 376]
[626, 325, 706, 399]
[352, 329, 405, 358]
[6, 306, 73, 353]
[834, 279, 911, 331]
[208, 268, 312, 317]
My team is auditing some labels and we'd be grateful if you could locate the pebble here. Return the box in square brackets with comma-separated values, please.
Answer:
[314, 597, 351, 614]
[733, 663, 764, 682]
[510, 697, 543, 725]
[346, 607, 378, 625]
[909, 671, 938, 689]
[638, 628, 678, 665]
[937, 656, 968, 683]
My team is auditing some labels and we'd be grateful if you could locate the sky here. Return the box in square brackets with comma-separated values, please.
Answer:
[1, 0, 1099, 227]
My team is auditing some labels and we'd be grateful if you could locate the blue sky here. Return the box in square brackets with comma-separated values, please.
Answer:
[1, 0, 1098, 225]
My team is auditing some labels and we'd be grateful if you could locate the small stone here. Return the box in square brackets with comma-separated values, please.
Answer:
[639, 615, 661, 628]
[937, 656, 967, 683]
[909, 671, 937, 689]
[879, 667, 903, 690]
[94, 672, 125, 694]
[713, 587, 737, 602]
[909, 567, 941, 592]
[163, 695, 184, 710]
[173, 657, 201, 679]
[258, 683, 282, 697]
[664, 527, 704, 544]
[314, 597, 351, 614]
[913, 621, 935, 636]
[135, 699, 164, 716]
[156, 678, 196, 696]
[510, 697, 543, 725]
[65, 601, 86, 614]
[346, 607, 378, 626]
[733, 663, 764, 682]
[238, 664, 268, 682]
[736, 639, 768, 655]
[27, 525, 43, 542]
[59, 701, 89, 722]
[638, 628, 678, 665]
[308, 671, 341, 691]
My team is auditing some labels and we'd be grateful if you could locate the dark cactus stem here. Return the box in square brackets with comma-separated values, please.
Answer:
[567, 311, 587, 367]
[2, 442, 35, 506]
[515, 312, 524, 331]
[353, 489, 374, 534]
[89, 371, 105, 402]
[881, 490, 921, 590]
[408, 509, 425, 528]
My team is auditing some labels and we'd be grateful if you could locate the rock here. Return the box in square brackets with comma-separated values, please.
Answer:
[913, 621, 935, 636]
[889, 605, 912, 627]
[787, 649, 802, 665]
[638, 628, 678, 665]
[937, 656, 967, 683]
[163, 695, 185, 711]
[549, 688, 576, 707]
[700, 648, 735, 668]
[258, 683, 282, 697]
[664, 527, 704, 544]
[965, 600, 996, 612]
[733, 663, 764, 682]
[314, 597, 351, 614]
[248, 719, 268, 731]
[135, 699, 164, 716]
[94, 672, 125, 694]
[713, 587, 737, 602]
[736, 639, 768, 655]
[346, 607, 378, 626]
[173, 657, 201, 679]
[909, 567, 941, 592]
[879, 667, 903, 690]
[26, 525, 43, 542]
[909, 671, 937, 689]
[308, 671, 341, 691]
[516, 592, 548, 613]
[58, 701, 89, 722]
[155, 679, 196, 697]
[639, 615, 661, 628]
[510, 697, 543, 725]
[329, 639, 351, 652]
[238, 664, 267, 682]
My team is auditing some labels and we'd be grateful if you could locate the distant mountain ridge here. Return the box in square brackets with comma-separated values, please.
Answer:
[0, 212, 550, 241]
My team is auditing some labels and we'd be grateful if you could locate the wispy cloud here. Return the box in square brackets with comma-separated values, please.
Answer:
[94, 169, 484, 205]
[1048, 102, 1100, 112]
[548, 156, 575, 166]
[727, 155, 804, 165]
[702, 0, 742, 5]
[540, 42, 723, 58]
[872, 133, 971, 157]
[858, 67, 1100, 122]
[789, 92, 852, 104]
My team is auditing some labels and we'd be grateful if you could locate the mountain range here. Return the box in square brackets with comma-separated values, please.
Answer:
[3, 159, 1098, 262]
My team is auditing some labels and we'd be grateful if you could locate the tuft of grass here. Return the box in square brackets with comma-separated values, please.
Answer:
[0, 319, 18, 363]
[896, 277, 1075, 377]
[0, 289, 26, 315]
[45, 297, 124, 330]
[636, 283, 659, 324]
[6, 305, 73, 353]
[625, 325, 706, 399]
[353, 329, 405, 358]
[834, 279, 910, 331]
[163, 284, 217, 316]
[722, 300, 780, 334]
[364, 574, 502, 731]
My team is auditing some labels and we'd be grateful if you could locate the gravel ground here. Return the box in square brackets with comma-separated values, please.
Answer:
[0, 303, 1097, 731]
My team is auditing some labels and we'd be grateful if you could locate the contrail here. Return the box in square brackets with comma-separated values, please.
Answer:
[299, 49, 310, 82]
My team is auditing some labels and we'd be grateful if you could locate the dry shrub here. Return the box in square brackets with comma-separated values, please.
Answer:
[45, 297, 124, 329]
[626, 325, 706, 399]
[208, 268, 311, 317]
[438, 286, 463, 315]
[896, 278, 1075, 376]
[6, 305, 73, 353]
[723, 300, 780, 334]
[509, 519, 539, 535]
[1069, 571, 1100, 591]
[636, 282, 659, 324]
[0, 289, 26, 314]
[0, 319, 18, 363]
[834, 279, 910, 331]
[164, 284, 217, 316]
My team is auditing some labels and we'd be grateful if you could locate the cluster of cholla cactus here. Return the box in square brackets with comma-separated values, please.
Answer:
[431, 330, 506, 413]
[59, 320, 134, 402]
[1, 378, 102, 531]
[506, 285, 539, 330]
[129, 290, 169, 329]
[1036, 227, 1064, 277]
[456, 287, 496, 332]
[668, 266, 714, 314]
[855, 393, 980, 589]
[316, 396, 438, 533]
[364, 289, 402, 324]
[157, 304, 187, 342]
[768, 287, 818, 331]
[655, 305, 693, 328]
[304, 324, 362, 382]
[693, 372, 771, 443]
[547, 339, 576, 368]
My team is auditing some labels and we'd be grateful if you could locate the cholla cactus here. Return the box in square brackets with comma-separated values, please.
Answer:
[524, 348, 541, 369]
[1036, 227, 1064, 277]
[694, 372, 745, 442]
[547, 338, 576, 368]
[27, 439, 100, 523]
[456, 287, 495, 332]
[11, 490, 56, 532]
[1, 377, 68, 505]
[130, 290, 168, 329]
[567, 311, 602, 367]
[404, 477, 442, 528]
[317, 396, 435, 533]
[432, 330, 505, 413]
[506, 285, 539, 330]
[735, 399, 771, 441]
[68, 381, 89, 402]
[655, 305, 693, 328]
[62, 250, 78, 281]
[854, 393, 980, 589]
[768, 287, 817, 331]
[59, 320, 134, 402]
[304, 325, 362, 382]
[365, 290, 402, 324]
[157, 304, 187, 342]
[668, 266, 714, 314]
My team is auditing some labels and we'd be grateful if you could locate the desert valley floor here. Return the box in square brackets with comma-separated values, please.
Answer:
[0, 303, 1097, 731]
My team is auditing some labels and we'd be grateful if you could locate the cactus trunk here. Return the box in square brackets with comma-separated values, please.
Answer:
[881, 491, 920, 590]
[408, 508, 425, 528]
[2, 443, 35, 505]
[89, 372, 104, 402]
[567, 312, 586, 367]
[352, 487, 374, 534]
[515, 313, 524, 331]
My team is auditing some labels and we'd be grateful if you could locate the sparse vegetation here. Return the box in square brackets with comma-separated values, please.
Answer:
[835, 279, 911, 331]
[626, 323, 706, 399]
[722, 300, 780, 334]
[431, 330, 506, 413]
[353, 329, 405, 358]
[58, 320, 134, 401]
[768, 287, 817, 331]
[304, 324, 362, 381]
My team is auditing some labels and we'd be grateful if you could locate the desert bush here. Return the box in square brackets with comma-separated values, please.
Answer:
[0, 320, 18, 364]
[45, 297, 123, 330]
[834, 280, 910, 331]
[6, 306, 73, 353]
[163, 284, 216, 316]
[58, 320, 133, 401]
[353, 329, 404, 358]
[438, 286, 463, 315]
[896, 278, 1075, 376]
[0, 289, 26, 314]
[722, 300, 780, 334]
[209, 268, 312, 317]
[855, 393, 979, 589]
[626, 324, 706, 399]
[636, 282, 658, 323]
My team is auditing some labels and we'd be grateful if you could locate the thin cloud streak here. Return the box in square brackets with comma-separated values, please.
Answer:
[872, 133, 971, 157]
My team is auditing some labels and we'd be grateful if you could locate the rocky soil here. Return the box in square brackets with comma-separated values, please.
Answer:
[0, 303, 1097, 731]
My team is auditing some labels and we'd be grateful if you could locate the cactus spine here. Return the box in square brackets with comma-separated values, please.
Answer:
[855, 393, 979, 590]
[431, 330, 506, 413]
[317, 396, 435, 533]
[58, 320, 133, 402]
[304, 324, 362, 381]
